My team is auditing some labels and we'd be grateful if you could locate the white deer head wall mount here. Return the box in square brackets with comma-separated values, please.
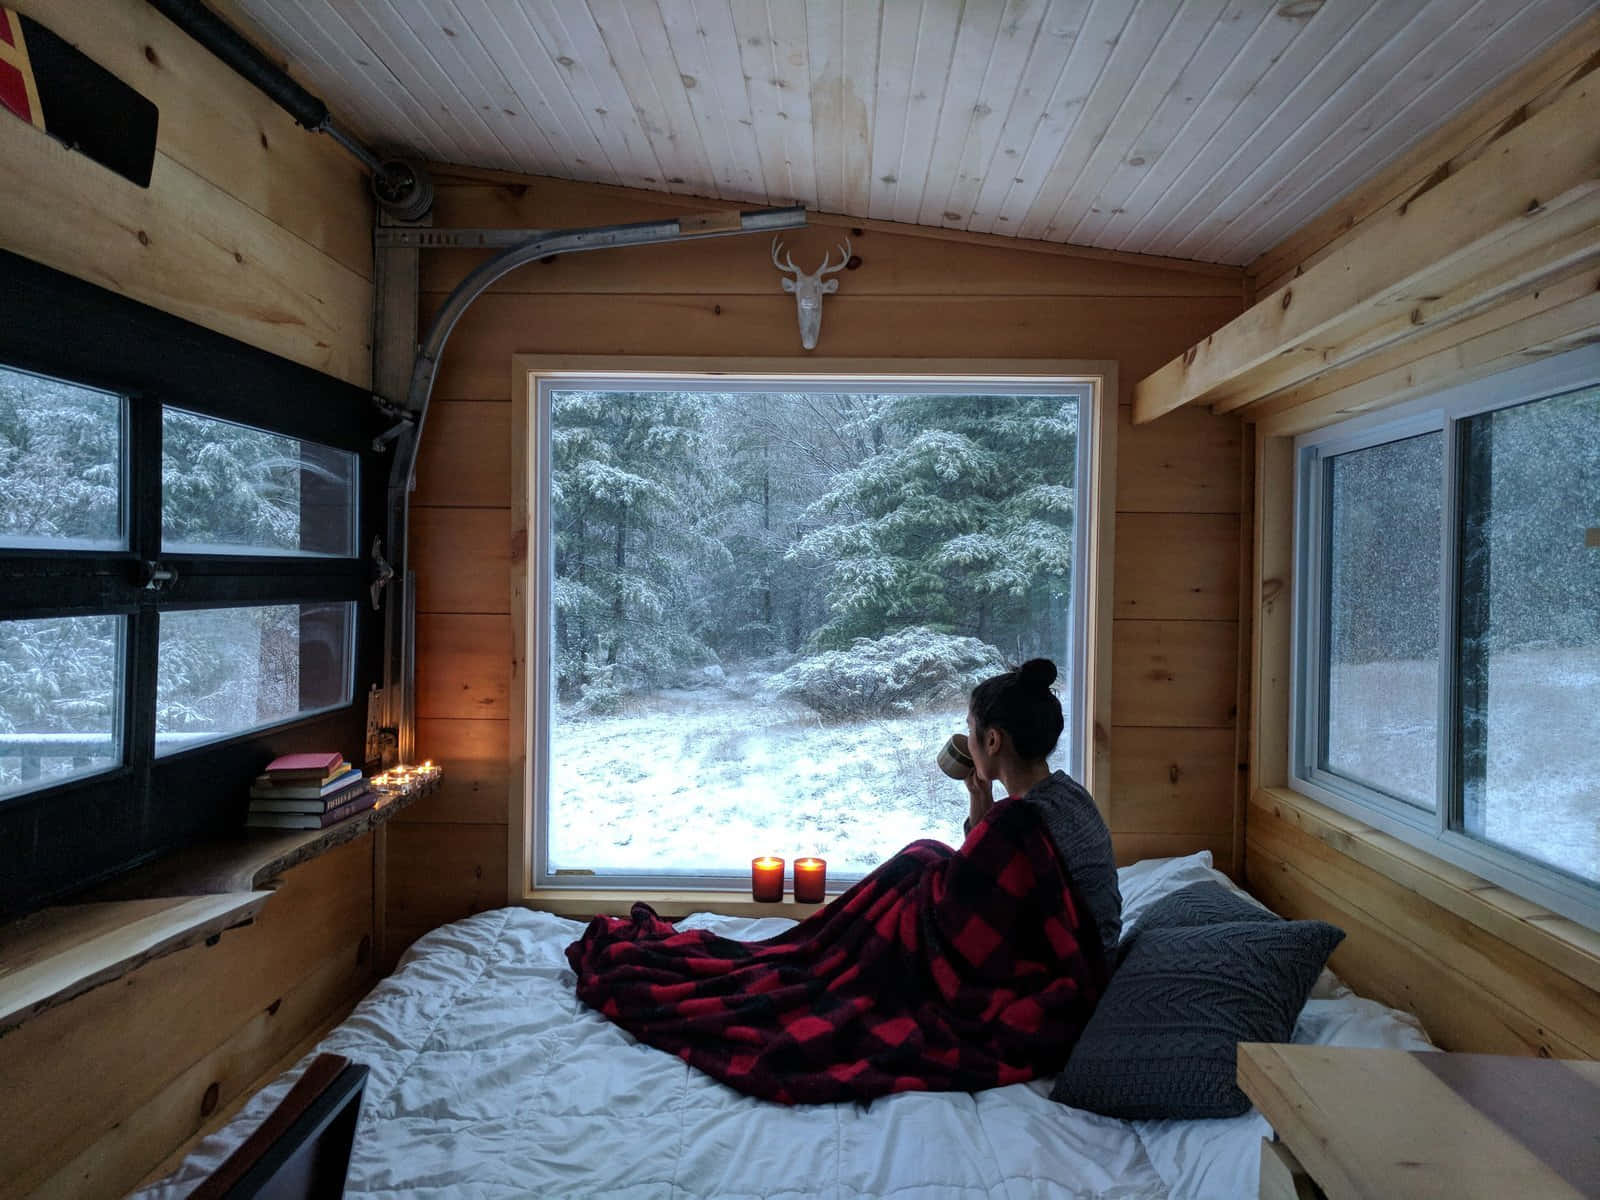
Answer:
[772, 236, 851, 351]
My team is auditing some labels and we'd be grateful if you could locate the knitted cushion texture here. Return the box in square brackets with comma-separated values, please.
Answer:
[1114, 881, 1278, 967]
[1052, 886, 1344, 1120]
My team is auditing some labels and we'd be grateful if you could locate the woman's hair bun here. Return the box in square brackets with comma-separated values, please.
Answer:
[1018, 658, 1057, 688]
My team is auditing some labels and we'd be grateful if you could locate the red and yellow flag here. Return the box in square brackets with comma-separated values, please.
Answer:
[0, 7, 45, 131]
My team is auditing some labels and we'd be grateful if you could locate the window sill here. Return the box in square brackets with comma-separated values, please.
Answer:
[520, 888, 827, 922]
[1252, 787, 1600, 994]
[0, 785, 426, 1035]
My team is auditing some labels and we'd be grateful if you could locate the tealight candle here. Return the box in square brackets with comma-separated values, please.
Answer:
[793, 857, 826, 904]
[751, 856, 784, 902]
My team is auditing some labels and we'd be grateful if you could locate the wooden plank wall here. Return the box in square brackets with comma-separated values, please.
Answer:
[0, 842, 376, 1199]
[1240, 22, 1600, 1058]
[393, 168, 1247, 958]
[0, 0, 373, 388]
[0, 2, 377, 1194]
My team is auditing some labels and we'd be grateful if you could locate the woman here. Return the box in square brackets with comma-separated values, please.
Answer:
[567, 656, 1115, 1105]
[962, 657, 1122, 957]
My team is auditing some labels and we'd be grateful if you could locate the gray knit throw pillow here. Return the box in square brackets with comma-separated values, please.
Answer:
[1116, 881, 1279, 966]
[1052, 917, 1346, 1119]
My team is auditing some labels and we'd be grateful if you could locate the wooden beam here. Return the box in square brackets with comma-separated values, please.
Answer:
[1258, 269, 1600, 439]
[1132, 65, 1600, 424]
[1212, 189, 1600, 415]
[1249, 263, 1600, 427]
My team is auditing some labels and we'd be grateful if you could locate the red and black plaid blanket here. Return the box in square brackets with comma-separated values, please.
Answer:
[565, 797, 1110, 1105]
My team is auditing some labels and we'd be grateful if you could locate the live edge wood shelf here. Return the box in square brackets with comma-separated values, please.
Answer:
[0, 786, 426, 1036]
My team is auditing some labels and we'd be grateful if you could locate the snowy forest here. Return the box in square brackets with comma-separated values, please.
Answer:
[0, 365, 353, 796]
[549, 386, 1081, 714]
[544, 385, 1085, 876]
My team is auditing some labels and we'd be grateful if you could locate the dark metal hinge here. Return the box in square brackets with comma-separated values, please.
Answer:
[369, 536, 394, 611]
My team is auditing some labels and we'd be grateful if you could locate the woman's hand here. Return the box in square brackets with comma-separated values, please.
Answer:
[964, 770, 995, 828]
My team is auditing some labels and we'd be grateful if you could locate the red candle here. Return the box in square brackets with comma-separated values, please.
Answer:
[751, 856, 784, 902]
[793, 857, 827, 904]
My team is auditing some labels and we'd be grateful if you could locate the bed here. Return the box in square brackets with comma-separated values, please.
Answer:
[139, 852, 1433, 1199]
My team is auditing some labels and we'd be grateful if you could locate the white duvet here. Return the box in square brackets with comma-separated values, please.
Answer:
[140, 852, 1432, 1199]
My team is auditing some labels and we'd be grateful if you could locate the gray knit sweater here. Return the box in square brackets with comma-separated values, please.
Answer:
[967, 771, 1122, 956]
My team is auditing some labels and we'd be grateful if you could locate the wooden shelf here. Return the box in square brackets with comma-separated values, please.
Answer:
[88, 785, 425, 900]
[0, 781, 433, 1035]
[0, 892, 270, 1035]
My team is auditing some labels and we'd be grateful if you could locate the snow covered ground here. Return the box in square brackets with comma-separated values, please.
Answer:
[545, 647, 1597, 888]
[547, 670, 987, 879]
[1328, 646, 1599, 882]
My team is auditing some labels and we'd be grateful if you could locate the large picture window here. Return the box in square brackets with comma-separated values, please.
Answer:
[529, 374, 1099, 891]
[0, 251, 381, 915]
[1293, 345, 1600, 926]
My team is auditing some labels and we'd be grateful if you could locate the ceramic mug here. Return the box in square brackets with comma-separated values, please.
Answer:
[936, 732, 975, 780]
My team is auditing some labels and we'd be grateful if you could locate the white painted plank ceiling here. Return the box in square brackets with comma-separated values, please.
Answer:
[233, 0, 1597, 265]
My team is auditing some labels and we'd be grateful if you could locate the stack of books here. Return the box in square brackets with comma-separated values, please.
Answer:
[248, 752, 372, 830]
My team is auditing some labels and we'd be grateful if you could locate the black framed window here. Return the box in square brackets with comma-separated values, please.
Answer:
[0, 250, 384, 916]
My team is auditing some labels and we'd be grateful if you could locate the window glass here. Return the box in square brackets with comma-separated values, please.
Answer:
[161, 409, 356, 556]
[0, 615, 124, 798]
[0, 365, 123, 550]
[1323, 432, 1442, 809]
[155, 602, 354, 755]
[1457, 385, 1600, 883]
[545, 385, 1084, 879]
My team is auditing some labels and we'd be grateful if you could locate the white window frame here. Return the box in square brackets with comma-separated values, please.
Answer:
[511, 360, 1115, 902]
[1290, 343, 1600, 930]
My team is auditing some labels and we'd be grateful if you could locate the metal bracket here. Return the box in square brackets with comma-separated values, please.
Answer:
[369, 536, 394, 611]
[134, 560, 178, 591]
[371, 396, 417, 453]
[375, 227, 551, 249]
